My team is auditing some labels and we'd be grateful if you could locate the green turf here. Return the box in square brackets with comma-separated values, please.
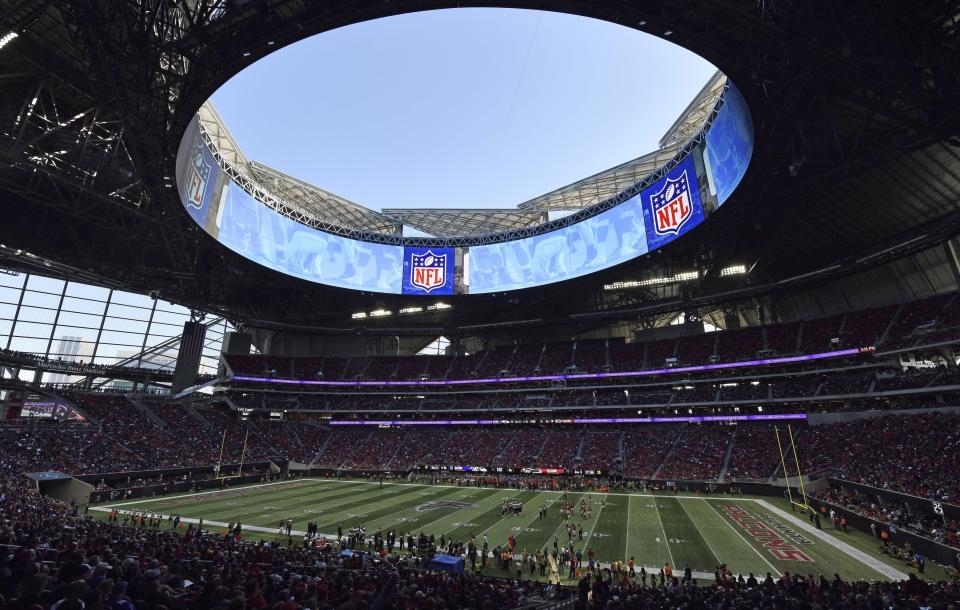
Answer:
[89, 478, 928, 583]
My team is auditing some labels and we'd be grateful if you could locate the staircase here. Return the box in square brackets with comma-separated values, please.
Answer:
[652, 429, 684, 479]
[876, 303, 906, 346]
[618, 431, 626, 469]
[533, 344, 546, 372]
[125, 395, 167, 429]
[574, 432, 587, 461]
[183, 402, 215, 429]
[718, 431, 736, 481]
[529, 432, 552, 466]
[771, 427, 803, 481]
[308, 426, 334, 465]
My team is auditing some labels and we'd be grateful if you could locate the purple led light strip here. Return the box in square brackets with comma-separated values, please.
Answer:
[327, 413, 808, 426]
[232, 347, 868, 387]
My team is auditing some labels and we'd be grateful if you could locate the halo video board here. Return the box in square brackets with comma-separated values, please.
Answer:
[177, 85, 753, 295]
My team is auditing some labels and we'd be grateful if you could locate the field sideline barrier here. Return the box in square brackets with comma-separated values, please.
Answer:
[85, 461, 281, 504]
[805, 495, 959, 568]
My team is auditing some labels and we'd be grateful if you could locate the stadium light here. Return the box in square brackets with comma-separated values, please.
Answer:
[399, 306, 423, 314]
[369, 309, 392, 317]
[0, 31, 18, 51]
[427, 302, 452, 311]
[351, 312, 367, 319]
[604, 271, 699, 291]
[720, 264, 747, 276]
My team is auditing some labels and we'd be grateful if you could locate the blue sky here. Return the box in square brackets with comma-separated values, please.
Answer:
[212, 8, 716, 211]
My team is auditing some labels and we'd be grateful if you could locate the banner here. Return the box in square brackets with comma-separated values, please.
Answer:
[402, 247, 455, 295]
[642, 155, 705, 251]
[175, 118, 221, 229]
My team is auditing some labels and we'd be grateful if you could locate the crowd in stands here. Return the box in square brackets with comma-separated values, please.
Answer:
[431, 431, 516, 469]
[225, 365, 960, 415]
[3, 390, 960, 504]
[622, 429, 680, 479]
[222, 293, 960, 384]
[725, 427, 784, 481]
[795, 414, 960, 503]
[579, 432, 621, 471]
[536, 432, 582, 470]
[657, 429, 731, 481]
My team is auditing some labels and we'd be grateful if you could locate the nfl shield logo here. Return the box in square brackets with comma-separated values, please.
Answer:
[186, 138, 211, 209]
[410, 251, 446, 292]
[649, 170, 694, 236]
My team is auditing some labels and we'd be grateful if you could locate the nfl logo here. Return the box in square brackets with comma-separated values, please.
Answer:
[410, 251, 446, 292]
[186, 138, 211, 209]
[649, 170, 694, 236]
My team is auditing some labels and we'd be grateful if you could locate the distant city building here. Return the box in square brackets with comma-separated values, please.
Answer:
[48, 336, 94, 385]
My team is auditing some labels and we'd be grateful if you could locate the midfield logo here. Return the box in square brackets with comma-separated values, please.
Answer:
[186, 137, 212, 209]
[416, 500, 476, 512]
[649, 170, 694, 236]
[410, 251, 447, 292]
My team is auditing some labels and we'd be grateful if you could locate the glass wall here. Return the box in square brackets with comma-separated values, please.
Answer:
[0, 269, 234, 383]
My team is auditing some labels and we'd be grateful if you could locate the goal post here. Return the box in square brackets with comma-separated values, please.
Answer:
[214, 424, 250, 480]
[774, 425, 810, 512]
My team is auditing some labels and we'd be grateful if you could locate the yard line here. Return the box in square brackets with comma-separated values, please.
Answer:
[89, 507, 313, 537]
[651, 496, 676, 567]
[703, 499, 781, 577]
[676, 497, 721, 566]
[95, 478, 325, 508]
[577, 493, 608, 556]
[305, 478, 777, 503]
[480, 491, 560, 540]
[625, 495, 631, 561]
[529, 492, 587, 556]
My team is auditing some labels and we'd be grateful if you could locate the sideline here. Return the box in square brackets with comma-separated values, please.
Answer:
[92, 478, 325, 508]
[752, 499, 907, 580]
[310, 477, 763, 502]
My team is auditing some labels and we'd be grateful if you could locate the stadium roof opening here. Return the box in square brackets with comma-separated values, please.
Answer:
[177, 8, 753, 296]
[209, 9, 718, 215]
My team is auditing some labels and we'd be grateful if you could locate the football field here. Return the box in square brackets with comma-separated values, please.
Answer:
[91, 478, 920, 582]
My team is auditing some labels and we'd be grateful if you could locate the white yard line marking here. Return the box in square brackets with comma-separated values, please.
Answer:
[89, 507, 312, 537]
[577, 493, 608, 557]
[703, 499, 781, 577]
[652, 496, 676, 567]
[311, 478, 767, 502]
[752, 499, 907, 580]
[625, 495, 632, 561]
[677, 497, 721, 566]
[480, 491, 558, 540]
[537, 492, 587, 555]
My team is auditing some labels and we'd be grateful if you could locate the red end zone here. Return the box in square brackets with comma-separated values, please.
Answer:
[722, 504, 814, 562]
